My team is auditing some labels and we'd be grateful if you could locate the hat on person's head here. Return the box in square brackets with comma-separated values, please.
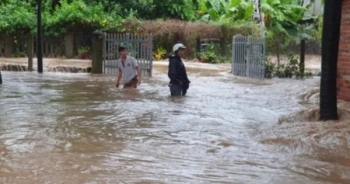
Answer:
[172, 43, 186, 53]
[118, 46, 127, 52]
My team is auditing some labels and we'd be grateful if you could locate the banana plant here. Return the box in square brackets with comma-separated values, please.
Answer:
[197, 0, 254, 23]
[262, 0, 310, 64]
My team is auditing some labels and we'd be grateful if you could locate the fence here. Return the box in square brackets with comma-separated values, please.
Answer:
[232, 35, 266, 79]
[103, 33, 153, 77]
[0, 32, 92, 59]
[0, 32, 321, 62]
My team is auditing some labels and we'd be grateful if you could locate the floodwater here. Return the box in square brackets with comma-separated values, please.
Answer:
[0, 66, 350, 184]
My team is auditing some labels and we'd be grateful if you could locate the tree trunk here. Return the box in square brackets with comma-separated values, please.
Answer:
[300, 39, 305, 78]
[276, 39, 280, 65]
[319, 0, 342, 121]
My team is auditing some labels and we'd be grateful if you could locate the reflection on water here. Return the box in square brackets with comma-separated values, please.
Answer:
[0, 70, 350, 184]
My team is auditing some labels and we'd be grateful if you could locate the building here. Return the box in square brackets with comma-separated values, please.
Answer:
[337, 0, 350, 101]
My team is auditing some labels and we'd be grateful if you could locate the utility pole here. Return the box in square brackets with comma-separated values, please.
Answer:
[37, 0, 43, 73]
[300, 0, 306, 78]
[253, 0, 264, 37]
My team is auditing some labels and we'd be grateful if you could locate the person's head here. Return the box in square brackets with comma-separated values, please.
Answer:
[118, 46, 128, 58]
[172, 43, 186, 58]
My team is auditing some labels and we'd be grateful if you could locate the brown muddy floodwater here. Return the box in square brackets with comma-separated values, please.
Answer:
[0, 68, 350, 184]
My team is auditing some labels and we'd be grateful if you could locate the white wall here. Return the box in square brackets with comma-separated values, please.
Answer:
[304, 0, 323, 15]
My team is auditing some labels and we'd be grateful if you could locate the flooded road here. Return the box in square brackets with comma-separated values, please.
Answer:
[0, 66, 350, 184]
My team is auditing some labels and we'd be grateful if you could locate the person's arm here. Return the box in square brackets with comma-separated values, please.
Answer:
[136, 66, 141, 83]
[132, 58, 141, 84]
[116, 68, 122, 87]
[168, 60, 182, 85]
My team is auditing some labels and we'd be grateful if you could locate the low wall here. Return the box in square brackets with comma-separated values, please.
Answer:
[0, 64, 91, 73]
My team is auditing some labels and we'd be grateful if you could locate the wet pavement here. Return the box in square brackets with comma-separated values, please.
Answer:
[0, 66, 349, 184]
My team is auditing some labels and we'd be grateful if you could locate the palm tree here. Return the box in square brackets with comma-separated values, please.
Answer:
[319, 0, 342, 121]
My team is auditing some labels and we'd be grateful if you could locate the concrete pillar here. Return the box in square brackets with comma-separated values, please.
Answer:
[4, 36, 13, 57]
[91, 30, 104, 74]
[64, 33, 74, 58]
[27, 34, 34, 71]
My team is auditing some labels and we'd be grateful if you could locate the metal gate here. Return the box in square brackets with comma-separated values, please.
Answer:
[103, 33, 153, 77]
[232, 35, 265, 79]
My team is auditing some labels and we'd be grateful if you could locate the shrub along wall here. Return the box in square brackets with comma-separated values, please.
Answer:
[118, 19, 254, 59]
[133, 19, 321, 59]
[0, 19, 253, 59]
[0, 19, 321, 60]
[140, 20, 222, 58]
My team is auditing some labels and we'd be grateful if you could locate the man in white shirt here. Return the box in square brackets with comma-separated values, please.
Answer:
[115, 46, 141, 88]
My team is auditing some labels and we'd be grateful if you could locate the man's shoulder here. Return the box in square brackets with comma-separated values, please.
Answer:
[169, 56, 181, 63]
[127, 56, 138, 67]
[127, 56, 136, 60]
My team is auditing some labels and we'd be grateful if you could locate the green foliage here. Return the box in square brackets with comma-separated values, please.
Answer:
[197, 0, 255, 23]
[78, 46, 90, 54]
[44, 0, 123, 35]
[0, 0, 323, 62]
[153, 47, 167, 60]
[264, 57, 275, 78]
[315, 14, 323, 40]
[0, 0, 36, 34]
[90, 0, 199, 21]
[0, 0, 124, 36]
[262, 0, 321, 61]
[137, 0, 199, 21]
[275, 55, 299, 78]
[197, 43, 228, 64]
[77, 46, 91, 59]
[0, 0, 323, 38]
[264, 54, 314, 79]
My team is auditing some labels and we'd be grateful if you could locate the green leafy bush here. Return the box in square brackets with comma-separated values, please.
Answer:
[265, 54, 314, 79]
[197, 43, 228, 64]
[44, 0, 123, 35]
[264, 57, 275, 78]
[136, 19, 255, 59]
[0, 0, 36, 34]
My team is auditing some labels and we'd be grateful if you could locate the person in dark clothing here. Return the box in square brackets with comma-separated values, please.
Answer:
[168, 43, 190, 96]
[0, 70, 2, 84]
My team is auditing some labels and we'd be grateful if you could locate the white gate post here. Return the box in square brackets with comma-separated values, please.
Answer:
[149, 34, 153, 77]
[246, 36, 251, 77]
[232, 35, 236, 75]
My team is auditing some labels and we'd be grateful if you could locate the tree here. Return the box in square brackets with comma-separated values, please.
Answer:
[126, 0, 199, 21]
[319, 0, 342, 121]
[43, 0, 123, 35]
[197, 0, 255, 23]
[82, 0, 199, 21]
[0, 0, 36, 34]
[262, 0, 309, 64]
